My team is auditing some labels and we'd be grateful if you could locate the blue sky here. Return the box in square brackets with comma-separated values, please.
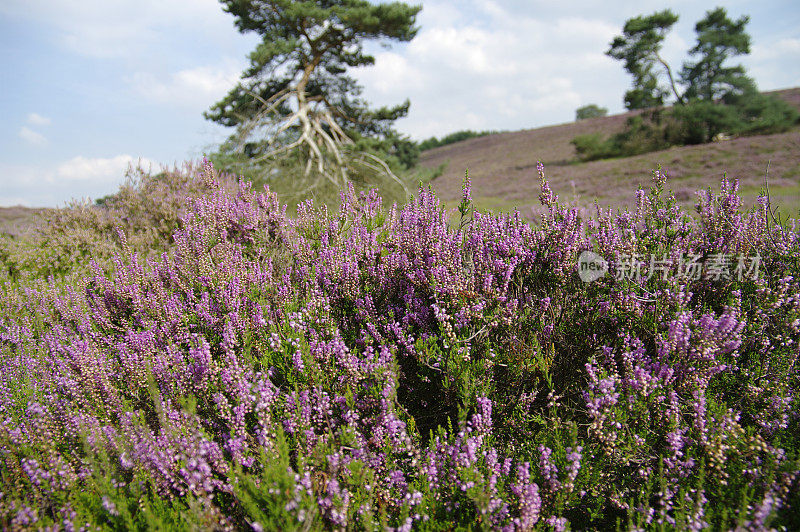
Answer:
[1, 0, 799, 207]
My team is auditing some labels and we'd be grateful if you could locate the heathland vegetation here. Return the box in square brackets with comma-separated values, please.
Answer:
[1, 161, 799, 529]
[1, 2, 799, 530]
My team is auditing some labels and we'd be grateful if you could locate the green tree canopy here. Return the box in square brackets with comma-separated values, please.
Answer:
[205, 0, 422, 189]
[606, 9, 681, 110]
[607, 7, 762, 110]
[575, 104, 609, 120]
[576, 7, 798, 159]
[680, 7, 754, 102]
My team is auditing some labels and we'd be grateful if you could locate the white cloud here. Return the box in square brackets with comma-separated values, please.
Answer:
[745, 37, 800, 90]
[18, 126, 47, 145]
[53, 155, 158, 183]
[409, 26, 519, 76]
[354, 2, 622, 139]
[350, 0, 800, 140]
[129, 62, 243, 107]
[353, 0, 800, 140]
[0, 0, 237, 58]
[2, 0, 798, 209]
[750, 38, 800, 63]
[415, 2, 465, 27]
[0, 158, 162, 207]
[359, 52, 425, 94]
[553, 17, 618, 44]
[27, 113, 51, 126]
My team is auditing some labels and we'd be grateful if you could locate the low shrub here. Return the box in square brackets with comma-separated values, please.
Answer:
[418, 130, 498, 151]
[0, 161, 237, 282]
[576, 104, 609, 120]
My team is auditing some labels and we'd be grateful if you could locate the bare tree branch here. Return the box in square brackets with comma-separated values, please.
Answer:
[227, 70, 408, 197]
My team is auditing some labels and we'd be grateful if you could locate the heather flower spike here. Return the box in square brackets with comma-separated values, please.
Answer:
[458, 169, 473, 230]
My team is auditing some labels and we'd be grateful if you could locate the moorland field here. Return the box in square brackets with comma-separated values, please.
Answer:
[419, 88, 800, 217]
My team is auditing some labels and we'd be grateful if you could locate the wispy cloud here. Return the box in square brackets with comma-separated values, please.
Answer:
[18, 126, 47, 145]
[0, 156, 161, 206]
[355, 1, 619, 138]
[53, 155, 158, 182]
[27, 113, 51, 126]
[0, 0, 240, 59]
[128, 62, 243, 108]
[2, 0, 799, 209]
[746, 37, 800, 89]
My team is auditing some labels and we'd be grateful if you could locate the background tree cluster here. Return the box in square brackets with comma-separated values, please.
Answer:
[417, 129, 499, 151]
[573, 7, 799, 161]
[575, 104, 608, 121]
[205, 2, 799, 188]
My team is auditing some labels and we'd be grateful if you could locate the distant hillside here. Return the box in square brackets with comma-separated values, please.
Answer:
[4, 89, 798, 228]
[419, 87, 800, 218]
[0, 206, 50, 239]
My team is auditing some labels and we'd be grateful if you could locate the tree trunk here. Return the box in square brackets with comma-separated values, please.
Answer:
[656, 52, 684, 104]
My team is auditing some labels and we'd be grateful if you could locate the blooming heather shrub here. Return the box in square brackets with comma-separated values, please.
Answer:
[0, 161, 238, 283]
[0, 161, 798, 530]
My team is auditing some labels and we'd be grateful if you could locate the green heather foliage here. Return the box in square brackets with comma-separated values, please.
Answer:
[0, 161, 799, 530]
[209, 147, 430, 216]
